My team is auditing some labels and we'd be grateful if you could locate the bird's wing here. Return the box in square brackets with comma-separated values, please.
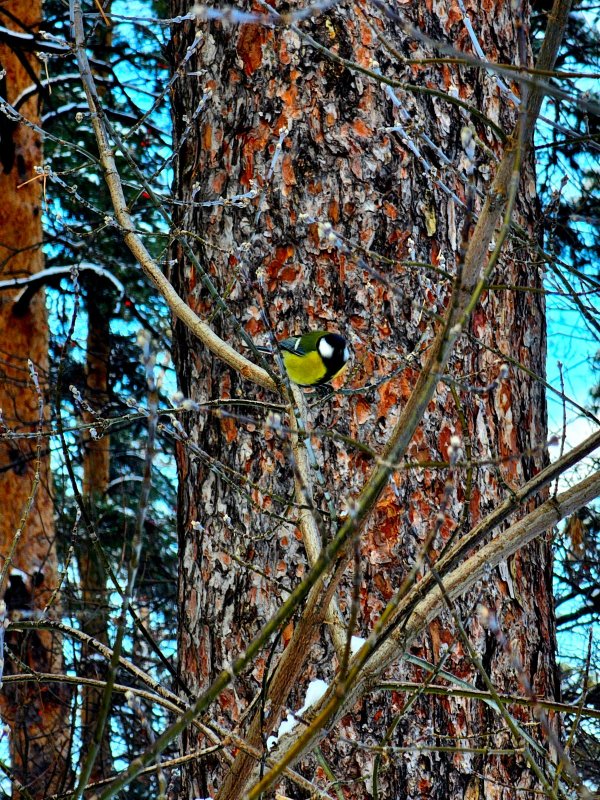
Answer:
[278, 336, 306, 355]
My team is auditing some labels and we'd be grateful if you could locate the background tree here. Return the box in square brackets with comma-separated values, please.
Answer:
[0, 1, 71, 795]
[0, 1, 177, 794]
[532, 0, 600, 783]
[40, 3, 179, 791]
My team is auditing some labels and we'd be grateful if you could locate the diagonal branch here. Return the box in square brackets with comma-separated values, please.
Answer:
[248, 469, 600, 797]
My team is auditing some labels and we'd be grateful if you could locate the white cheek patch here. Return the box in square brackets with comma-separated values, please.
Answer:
[318, 338, 335, 360]
[343, 346, 350, 363]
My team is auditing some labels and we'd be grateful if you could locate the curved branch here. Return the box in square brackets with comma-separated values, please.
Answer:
[0, 263, 125, 316]
[70, 1, 277, 393]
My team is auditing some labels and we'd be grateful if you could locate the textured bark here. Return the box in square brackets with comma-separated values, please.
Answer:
[170, 1, 555, 798]
[0, 2, 70, 796]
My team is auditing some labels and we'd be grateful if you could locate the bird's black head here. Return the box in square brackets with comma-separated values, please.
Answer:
[317, 332, 351, 380]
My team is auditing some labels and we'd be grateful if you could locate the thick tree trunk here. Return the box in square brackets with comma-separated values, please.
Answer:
[0, 2, 70, 796]
[170, 1, 556, 797]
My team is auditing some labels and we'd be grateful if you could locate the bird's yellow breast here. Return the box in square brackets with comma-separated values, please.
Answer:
[281, 349, 328, 386]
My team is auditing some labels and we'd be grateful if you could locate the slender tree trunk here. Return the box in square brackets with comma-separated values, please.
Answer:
[170, 1, 557, 797]
[77, 8, 114, 777]
[0, 2, 71, 795]
[78, 292, 113, 779]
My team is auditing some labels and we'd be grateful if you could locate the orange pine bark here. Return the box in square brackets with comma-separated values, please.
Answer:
[0, 2, 71, 795]
[170, 1, 556, 797]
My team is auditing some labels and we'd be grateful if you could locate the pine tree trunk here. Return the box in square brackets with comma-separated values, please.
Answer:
[0, 2, 71, 795]
[170, 1, 557, 797]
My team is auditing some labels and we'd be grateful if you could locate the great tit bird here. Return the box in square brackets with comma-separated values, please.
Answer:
[258, 330, 351, 387]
